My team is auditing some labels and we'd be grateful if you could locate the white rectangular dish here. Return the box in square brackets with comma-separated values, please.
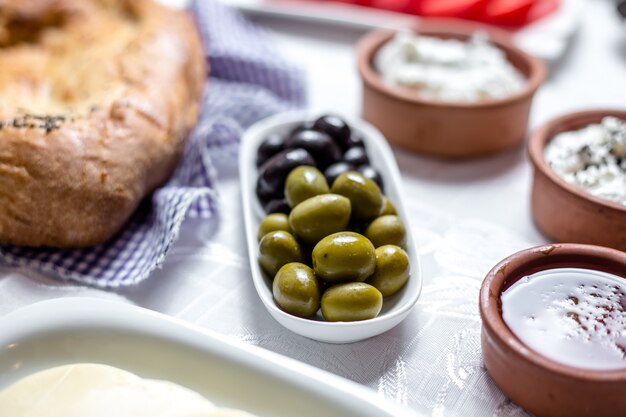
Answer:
[239, 112, 422, 343]
[221, 0, 583, 62]
[0, 298, 419, 417]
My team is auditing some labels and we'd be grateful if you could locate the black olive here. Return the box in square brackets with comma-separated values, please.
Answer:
[343, 147, 369, 166]
[323, 161, 355, 187]
[346, 131, 365, 149]
[286, 129, 341, 169]
[256, 177, 279, 206]
[313, 115, 351, 151]
[264, 198, 291, 214]
[289, 120, 316, 138]
[357, 165, 384, 190]
[258, 148, 316, 198]
[256, 133, 287, 167]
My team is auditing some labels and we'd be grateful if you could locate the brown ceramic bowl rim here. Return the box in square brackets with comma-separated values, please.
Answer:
[480, 243, 626, 382]
[356, 18, 547, 109]
[528, 109, 626, 213]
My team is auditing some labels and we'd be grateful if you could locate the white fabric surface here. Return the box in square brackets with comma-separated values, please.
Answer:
[1, 1, 626, 416]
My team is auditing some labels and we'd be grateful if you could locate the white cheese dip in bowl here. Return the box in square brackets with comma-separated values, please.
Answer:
[357, 19, 547, 159]
[374, 31, 526, 102]
[529, 110, 626, 251]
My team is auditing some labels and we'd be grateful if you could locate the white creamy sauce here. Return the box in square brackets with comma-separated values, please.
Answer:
[0, 364, 257, 417]
[502, 268, 626, 371]
[374, 31, 526, 101]
[544, 117, 626, 205]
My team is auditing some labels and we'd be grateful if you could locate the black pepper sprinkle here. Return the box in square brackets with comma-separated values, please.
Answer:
[579, 145, 592, 157]
[1, 114, 68, 134]
[41, 116, 65, 134]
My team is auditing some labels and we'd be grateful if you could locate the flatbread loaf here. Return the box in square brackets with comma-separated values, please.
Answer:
[0, 0, 206, 247]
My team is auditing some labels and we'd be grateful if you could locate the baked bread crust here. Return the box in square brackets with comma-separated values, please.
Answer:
[0, 0, 206, 247]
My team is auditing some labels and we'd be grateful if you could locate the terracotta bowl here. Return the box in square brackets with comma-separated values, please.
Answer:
[528, 110, 626, 251]
[480, 243, 626, 417]
[356, 19, 547, 159]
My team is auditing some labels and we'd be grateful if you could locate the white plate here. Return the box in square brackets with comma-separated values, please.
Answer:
[239, 112, 422, 343]
[221, 0, 583, 62]
[0, 298, 420, 417]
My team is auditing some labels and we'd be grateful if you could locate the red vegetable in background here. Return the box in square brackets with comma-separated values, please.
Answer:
[418, 0, 489, 18]
[369, 0, 414, 13]
[302, 0, 560, 28]
[524, 0, 560, 25]
[479, 0, 536, 25]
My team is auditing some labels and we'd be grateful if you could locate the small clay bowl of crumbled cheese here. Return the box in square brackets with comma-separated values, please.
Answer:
[357, 19, 547, 158]
[529, 110, 626, 251]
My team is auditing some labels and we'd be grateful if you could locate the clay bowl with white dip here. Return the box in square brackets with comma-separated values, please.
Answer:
[529, 110, 626, 251]
[357, 19, 547, 159]
[480, 243, 626, 417]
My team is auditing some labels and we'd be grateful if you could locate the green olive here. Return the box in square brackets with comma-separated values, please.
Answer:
[289, 194, 351, 244]
[257, 213, 291, 241]
[364, 215, 407, 248]
[367, 245, 410, 296]
[330, 171, 383, 221]
[285, 166, 330, 208]
[321, 282, 383, 322]
[380, 196, 397, 216]
[312, 232, 376, 283]
[258, 231, 303, 277]
[273, 262, 321, 317]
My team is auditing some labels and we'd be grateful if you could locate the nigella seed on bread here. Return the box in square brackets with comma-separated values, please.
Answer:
[0, 0, 206, 247]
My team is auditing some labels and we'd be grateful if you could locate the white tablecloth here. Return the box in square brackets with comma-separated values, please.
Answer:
[1, 1, 625, 416]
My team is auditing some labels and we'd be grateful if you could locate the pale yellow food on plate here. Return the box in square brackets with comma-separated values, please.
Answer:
[0, 0, 205, 247]
[0, 364, 257, 417]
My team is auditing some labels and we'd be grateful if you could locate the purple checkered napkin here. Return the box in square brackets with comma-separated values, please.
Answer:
[0, 0, 305, 288]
